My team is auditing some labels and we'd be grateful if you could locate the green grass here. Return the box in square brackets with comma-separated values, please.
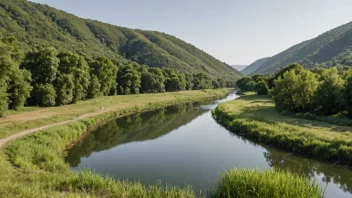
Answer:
[211, 169, 323, 198]
[212, 93, 352, 166]
[0, 89, 229, 138]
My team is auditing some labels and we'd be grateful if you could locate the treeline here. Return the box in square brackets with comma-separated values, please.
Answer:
[0, 36, 234, 117]
[236, 63, 352, 118]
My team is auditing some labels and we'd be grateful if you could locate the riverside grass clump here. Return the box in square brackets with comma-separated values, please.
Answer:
[211, 169, 323, 198]
[1, 90, 231, 197]
[212, 93, 352, 166]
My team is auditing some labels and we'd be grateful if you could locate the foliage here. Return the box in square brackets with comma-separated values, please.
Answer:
[35, 84, 56, 107]
[314, 67, 344, 116]
[255, 80, 269, 95]
[270, 68, 319, 113]
[344, 70, 352, 118]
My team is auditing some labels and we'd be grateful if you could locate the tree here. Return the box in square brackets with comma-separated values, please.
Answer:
[55, 74, 74, 105]
[7, 69, 32, 110]
[35, 84, 56, 107]
[212, 80, 221, 89]
[89, 56, 118, 96]
[163, 68, 185, 92]
[192, 73, 212, 90]
[87, 74, 101, 99]
[268, 63, 304, 88]
[314, 68, 344, 116]
[270, 69, 319, 113]
[117, 65, 141, 94]
[185, 74, 194, 90]
[217, 78, 226, 88]
[21, 47, 59, 84]
[236, 77, 253, 91]
[343, 70, 352, 118]
[255, 80, 269, 95]
[57, 51, 91, 102]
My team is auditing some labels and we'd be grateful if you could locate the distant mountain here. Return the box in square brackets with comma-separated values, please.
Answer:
[0, 0, 242, 80]
[231, 65, 247, 71]
[247, 21, 352, 75]
[241, 58, 270, 75]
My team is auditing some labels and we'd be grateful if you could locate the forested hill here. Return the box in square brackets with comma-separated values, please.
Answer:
[0, 0, 242, 79]
[247, 21, 352, 75]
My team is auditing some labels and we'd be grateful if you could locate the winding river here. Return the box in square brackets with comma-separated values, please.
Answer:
[66, 92, 352, 197]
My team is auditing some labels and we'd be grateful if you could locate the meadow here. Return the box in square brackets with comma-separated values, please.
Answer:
[212, 93, 352, 166]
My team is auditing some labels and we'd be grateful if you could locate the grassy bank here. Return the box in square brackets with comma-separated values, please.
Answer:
[211, 169, 323, 198]
[0, 89, 228, 139]
[1, 89, 231, 197]
[212, 93, 352, 166]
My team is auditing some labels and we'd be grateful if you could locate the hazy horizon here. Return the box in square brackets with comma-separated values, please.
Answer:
[30, 0, 352, 65]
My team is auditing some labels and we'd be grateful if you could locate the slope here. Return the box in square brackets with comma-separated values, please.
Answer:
[241, 57, 270, 75]
[0, 0, 242, 80]
[248, 21, 352, 75]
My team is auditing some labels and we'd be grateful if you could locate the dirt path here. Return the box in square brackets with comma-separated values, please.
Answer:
[0, 107, 122, 148]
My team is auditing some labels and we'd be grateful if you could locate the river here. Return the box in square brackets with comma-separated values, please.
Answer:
[66, 92, 352, 197]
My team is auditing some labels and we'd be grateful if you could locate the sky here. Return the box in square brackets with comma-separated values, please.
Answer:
[30, 0, 352, 65]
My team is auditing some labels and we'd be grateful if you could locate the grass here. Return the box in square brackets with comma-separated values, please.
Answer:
[0, 89, 229, 138]
[211, 169, 323, 198]
[212, 92, 352, 166]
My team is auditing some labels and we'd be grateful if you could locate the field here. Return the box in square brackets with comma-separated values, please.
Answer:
[212, 93, 352, 166]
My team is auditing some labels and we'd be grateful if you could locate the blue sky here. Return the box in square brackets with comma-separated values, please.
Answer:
[31, 0, 352, 65]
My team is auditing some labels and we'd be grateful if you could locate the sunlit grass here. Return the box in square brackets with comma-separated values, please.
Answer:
[210, 169, 323, 198]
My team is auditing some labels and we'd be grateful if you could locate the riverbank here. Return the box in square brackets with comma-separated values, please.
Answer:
[0, 89, 231, 197]
[212, 93, 352, 166]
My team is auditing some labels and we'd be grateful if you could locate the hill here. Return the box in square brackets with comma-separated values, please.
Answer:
[241, 58, 270, 75]
[0, 0, 242, 80]
[247, 21, 352, 75]
[231, 65, 247, 71]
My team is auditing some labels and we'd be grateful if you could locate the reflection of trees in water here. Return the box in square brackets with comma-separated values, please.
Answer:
[66, 103, 206, 167]
[227, 131, 352, 194]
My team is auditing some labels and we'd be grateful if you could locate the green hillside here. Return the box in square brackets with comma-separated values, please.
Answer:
[241, 57, 269, 75]
[0, 0, 242, 79]
[248, 21, 352, 75]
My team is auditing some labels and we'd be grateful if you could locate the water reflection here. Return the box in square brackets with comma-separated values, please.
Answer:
[66, 103, 206, 167]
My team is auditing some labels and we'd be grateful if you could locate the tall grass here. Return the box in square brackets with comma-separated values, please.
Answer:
[212, 93, 352, 166]
[210, 169, 323, 198]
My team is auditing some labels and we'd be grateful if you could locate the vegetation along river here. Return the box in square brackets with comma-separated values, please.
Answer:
[66, 92, 352, 198]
